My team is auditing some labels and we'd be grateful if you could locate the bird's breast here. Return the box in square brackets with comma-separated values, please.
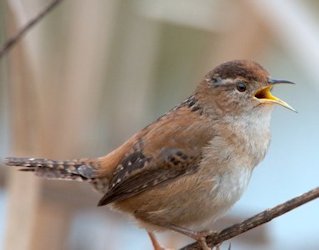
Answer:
[205, 161, 252, 212]
[197, 142, 254, 224]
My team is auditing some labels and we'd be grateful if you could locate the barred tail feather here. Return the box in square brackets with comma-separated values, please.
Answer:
[4, 157, 98, 182]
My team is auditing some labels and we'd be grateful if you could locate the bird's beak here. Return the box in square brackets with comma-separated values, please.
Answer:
[254, 79, 296, 112]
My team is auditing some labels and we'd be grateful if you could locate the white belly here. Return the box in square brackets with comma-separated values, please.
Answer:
[186, 165, 252, 230]
[212, 166, 252, 215]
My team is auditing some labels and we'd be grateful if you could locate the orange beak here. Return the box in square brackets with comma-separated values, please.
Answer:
[254, 79, 296, 112]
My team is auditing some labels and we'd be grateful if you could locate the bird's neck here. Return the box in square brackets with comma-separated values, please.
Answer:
[222, 108, 272, 135]
[219, 108, 273, 168]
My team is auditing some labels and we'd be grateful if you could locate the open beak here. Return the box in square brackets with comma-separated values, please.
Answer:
[254, 79, 296, 112]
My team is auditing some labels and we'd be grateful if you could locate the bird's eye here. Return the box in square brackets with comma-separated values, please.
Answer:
[236, 82, 247, 92]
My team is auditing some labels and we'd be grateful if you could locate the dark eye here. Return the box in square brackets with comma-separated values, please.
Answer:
[236, 82, 247, 92]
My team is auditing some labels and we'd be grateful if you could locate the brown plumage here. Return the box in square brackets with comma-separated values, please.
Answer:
[5, 60, 295, 250]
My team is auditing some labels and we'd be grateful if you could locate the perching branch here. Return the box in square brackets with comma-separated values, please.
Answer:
[0, 0, 64, 59]
[180, 186, 319, 250]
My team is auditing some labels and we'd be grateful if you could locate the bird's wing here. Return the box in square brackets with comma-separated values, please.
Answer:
[98, 100, 213, 206]
[98, 147, 202, 206]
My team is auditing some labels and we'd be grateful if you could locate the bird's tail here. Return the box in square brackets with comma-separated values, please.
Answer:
[4, 157, 98, 182]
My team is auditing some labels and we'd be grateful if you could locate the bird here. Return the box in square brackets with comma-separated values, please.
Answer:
[5, 60, 295, 250]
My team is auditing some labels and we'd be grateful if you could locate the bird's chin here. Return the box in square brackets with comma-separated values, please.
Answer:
[254, 102, 275, 113]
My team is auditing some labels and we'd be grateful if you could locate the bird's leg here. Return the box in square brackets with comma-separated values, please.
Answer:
[168, 224, 215, 250]
[147, 231, 165, 250]
[147, 231, 176, 250]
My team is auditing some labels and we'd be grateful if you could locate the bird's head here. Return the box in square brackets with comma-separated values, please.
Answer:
[198, 60, 295, 116]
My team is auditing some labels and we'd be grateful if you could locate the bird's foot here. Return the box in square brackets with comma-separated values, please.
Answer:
[191, 230, 215, 250]
[167, 224, 217, 250]
[188, 230, 222, 250]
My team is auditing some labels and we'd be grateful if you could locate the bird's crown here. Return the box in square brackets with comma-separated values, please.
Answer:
[207, 60, 269, 83]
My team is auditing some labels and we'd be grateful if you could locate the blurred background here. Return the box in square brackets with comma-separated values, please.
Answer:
[0, 0, 319, 249]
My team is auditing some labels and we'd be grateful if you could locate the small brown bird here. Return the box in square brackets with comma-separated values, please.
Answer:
[5, 60, 295, 250]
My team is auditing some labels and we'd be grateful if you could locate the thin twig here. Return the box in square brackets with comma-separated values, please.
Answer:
[0, 0, 64, 59]
[180, 186, 319, 250]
